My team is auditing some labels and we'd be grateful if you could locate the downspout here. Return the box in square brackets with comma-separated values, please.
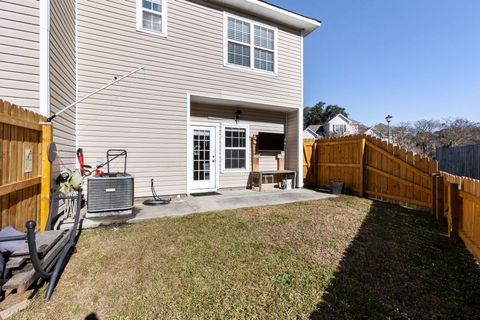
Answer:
[39, 0, 50, 117]
[75, 0, 79, 165]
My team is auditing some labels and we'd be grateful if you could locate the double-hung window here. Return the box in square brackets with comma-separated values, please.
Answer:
[333, 124, 347, 133]
[222, 125, 249, 172]
[225, 14, 277, 73]
[137, 0, 167, 36]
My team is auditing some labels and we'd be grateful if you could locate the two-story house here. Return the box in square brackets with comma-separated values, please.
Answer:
[0, 0, 320, 196]
[304, 114, 359, 138]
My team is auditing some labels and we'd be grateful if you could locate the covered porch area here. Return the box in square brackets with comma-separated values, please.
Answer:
[187, 94, 304, 194]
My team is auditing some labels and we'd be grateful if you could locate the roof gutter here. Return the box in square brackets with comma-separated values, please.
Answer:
[207, 0, 321, 36]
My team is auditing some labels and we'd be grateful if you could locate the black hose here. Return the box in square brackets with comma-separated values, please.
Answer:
[25, 221, 52, 279]
[143, 179, 171, 205]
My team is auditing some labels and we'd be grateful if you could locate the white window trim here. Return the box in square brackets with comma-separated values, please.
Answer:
[136, 0, 168, 38]
[223, 12, 278, 76]
[221, 123, 250, 173]
[333, 124, 347, 133]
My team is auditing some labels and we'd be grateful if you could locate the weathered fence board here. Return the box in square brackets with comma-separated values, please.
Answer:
[303, 139, 316, 187]
[436, 144, 480, 179]
[0, 99, 49, 231]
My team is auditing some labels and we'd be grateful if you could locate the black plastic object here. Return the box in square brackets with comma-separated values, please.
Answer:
[143, 179, 171, 206]
[26, 189, 83, 301]
[330, 181, 344, 195]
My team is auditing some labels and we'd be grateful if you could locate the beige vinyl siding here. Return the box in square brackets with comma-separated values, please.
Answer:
[50, 0, 77, 174]
[286, 110, 299, 175]
[0, 0, 40, 111]
[77, 0, 302, 196]
[191, 104, 285, 189]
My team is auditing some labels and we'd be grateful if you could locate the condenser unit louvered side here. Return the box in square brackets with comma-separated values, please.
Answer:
[87, 174, 134, 213]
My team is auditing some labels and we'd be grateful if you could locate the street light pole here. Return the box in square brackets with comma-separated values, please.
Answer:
[385, 115, 392, 143]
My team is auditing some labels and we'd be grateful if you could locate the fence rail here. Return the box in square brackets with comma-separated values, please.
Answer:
[0, 99, 51, 231]
[304, 135, 437, 211]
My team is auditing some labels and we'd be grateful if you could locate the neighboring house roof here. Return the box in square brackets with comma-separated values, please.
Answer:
[357, 124, 370, 134]
[328, 113, 354, 125]
[306, 124, 321, 133]
[303, 128, 320, 139]
[207, 0, 321, 35]
[370, 123, 389, 137]
[314, 114, 355, 129]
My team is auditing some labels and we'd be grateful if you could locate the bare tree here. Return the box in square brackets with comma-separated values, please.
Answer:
[438, 118, 480, 147]
[391, 122, 415, 150]
[410, 119, 443, 157]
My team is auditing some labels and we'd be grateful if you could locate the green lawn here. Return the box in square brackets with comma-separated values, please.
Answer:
[12, 196, 480, 319]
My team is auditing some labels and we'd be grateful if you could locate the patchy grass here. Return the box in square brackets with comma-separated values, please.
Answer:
[11, 196, 480, 319]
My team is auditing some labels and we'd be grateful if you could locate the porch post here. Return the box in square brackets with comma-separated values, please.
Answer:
[297, 108, 303, 188]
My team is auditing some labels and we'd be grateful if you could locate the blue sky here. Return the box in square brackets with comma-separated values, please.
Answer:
[269, 0, 480, 126]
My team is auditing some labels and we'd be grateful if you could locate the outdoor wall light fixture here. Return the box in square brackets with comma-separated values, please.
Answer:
[235, 110, 242, 123]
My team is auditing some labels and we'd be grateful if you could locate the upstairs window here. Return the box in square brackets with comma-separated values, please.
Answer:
[225, 14, 277, 73]
[332, 124, 347, 133]
[137, 0, 167, 36]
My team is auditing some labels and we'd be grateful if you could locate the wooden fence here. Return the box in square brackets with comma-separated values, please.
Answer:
[304, 135, 438, 211]
[304, 135, 480, 260]
[433, 172, 480, 260]
[0, 99, 52, 231]
[436, 144, 480, 179]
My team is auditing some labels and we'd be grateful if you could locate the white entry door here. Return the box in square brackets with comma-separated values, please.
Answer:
[190, 125, 217, 191]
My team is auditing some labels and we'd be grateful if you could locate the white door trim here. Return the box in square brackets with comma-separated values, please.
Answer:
[187, 122, 220, 193]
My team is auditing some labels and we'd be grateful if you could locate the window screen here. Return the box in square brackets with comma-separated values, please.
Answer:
[225, 15, 275, 72]
[224, 127, 247, 170]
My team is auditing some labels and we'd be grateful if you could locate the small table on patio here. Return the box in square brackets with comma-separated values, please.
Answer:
[251, 170, 297, 192]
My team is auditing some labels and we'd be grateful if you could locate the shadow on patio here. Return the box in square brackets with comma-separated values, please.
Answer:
[309, 200, 480, 319]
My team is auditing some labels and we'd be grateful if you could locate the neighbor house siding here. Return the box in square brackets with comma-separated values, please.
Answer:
[191, 103, 285, 189]
[0, 0, 40, 111]
[50, 0, 77, 174]
[76, 0, 302, 196]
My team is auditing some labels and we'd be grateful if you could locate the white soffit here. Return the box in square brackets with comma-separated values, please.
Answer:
[207, 0, 321, 35]
[190, 94, 298, 112]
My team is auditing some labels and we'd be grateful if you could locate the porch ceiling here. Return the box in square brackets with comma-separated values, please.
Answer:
[190, 94, 299, 112]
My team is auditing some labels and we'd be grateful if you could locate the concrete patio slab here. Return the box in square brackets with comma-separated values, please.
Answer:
[79, 188, 333, 229]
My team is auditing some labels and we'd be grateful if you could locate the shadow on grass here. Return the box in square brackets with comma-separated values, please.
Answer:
[310, 200, 480, 319]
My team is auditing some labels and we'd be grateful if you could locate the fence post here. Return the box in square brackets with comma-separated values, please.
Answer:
[447, 182, 460, 238]
[40, 123, 53, 231]
[359, 138, 366, 197]
[431, 173, 439, 216]
[313, 141, 318, 187]
[435, 175, 445, 221]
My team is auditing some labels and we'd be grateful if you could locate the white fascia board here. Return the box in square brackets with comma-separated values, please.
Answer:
[208, 0, 320, 35]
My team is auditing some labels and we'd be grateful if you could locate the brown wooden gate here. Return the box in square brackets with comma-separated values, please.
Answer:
[0, 99, 51, 231]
